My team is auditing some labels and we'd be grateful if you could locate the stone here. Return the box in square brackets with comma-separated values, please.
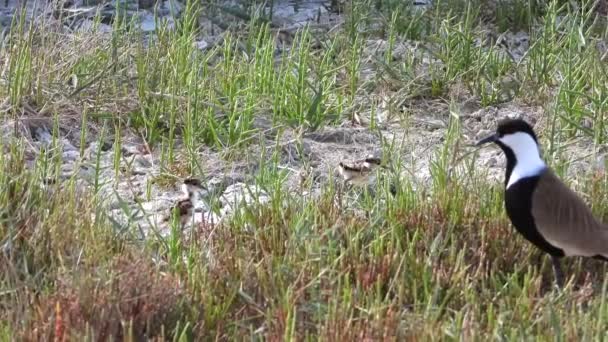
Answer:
[220, 183, 269, 217]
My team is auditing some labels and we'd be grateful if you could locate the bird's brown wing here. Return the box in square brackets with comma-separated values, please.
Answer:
[531, 170, 608, 258]
[163, 200, 193, 222]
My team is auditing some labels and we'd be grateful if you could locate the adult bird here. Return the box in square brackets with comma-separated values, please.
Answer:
[476, 118, 608, 288]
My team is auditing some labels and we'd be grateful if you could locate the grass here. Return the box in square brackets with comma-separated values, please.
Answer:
[2, 0, 608, 339]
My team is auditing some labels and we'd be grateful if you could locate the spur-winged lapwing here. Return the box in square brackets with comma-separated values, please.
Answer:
[476, 118, 608, 288]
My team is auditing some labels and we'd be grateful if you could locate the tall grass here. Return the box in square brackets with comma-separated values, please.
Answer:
[1, 0, 608, 339]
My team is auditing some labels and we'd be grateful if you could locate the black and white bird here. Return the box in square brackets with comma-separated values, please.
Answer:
[180, 178, 205, 202]
[163, 178, 205, 227]
[337, 155, 384, 186]
[476, 119, 608, 288]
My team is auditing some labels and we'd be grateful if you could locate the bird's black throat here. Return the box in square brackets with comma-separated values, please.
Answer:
[504, 174, 565, 257]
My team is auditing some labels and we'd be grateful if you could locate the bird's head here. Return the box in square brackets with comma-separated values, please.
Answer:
[476, 118, 540, 159]
[181, 178, 205, 200]
[477, 118, 545, 187]
[363, 157, 382, 166]
[363, 153, 385, 169]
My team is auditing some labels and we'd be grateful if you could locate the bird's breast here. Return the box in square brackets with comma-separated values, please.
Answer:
[504, 176, 565, 257]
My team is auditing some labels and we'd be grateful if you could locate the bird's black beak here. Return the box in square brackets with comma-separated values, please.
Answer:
[475, 133, 499, 146]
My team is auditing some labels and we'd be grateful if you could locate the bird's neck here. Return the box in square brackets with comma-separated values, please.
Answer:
[189, 190, 201, 203]
[499, 143, 546, 189]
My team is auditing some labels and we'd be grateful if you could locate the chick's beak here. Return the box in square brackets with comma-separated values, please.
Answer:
[475, 133, 499, 146]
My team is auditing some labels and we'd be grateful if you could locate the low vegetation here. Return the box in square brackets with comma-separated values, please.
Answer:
[1, 0, 608, 339]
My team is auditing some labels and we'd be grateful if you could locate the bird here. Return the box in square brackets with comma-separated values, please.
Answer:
[180, 177, 205, 203]
[337, 155, 384, 186]
[163, 178, 205, 227]
[164, 199, 195, 227]
[476, 118, 608, 288]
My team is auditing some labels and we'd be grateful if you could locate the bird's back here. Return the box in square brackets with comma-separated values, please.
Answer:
[531, 170, 608, 258]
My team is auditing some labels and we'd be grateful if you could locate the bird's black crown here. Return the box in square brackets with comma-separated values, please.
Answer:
[496, 118, 538, 143]
[183, 178, 202, 187]
[364, 157, 382, 165]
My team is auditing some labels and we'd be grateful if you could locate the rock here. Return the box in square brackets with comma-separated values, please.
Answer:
[161, 0, 182, 15]
[220, 183, 269, 217]
[121, 144, 141, 156]
[140, 199, 170, 213]
[134, 154, 152, 168]
[194, 39, 208, 50]
[61, 138, 78, 151]
[62, 150, 81, 162]
[107, 208, 135, 229]
[475, 129, 493, 141]
[269, 0, 329, 26]
[34, 127, 53, 145]
[138, 12, 174, 32]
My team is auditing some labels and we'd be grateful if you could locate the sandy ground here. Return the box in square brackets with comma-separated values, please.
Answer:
[1, 0, 606, 236]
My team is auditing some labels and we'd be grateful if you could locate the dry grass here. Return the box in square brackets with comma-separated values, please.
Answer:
[27, 256, 197, 341]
